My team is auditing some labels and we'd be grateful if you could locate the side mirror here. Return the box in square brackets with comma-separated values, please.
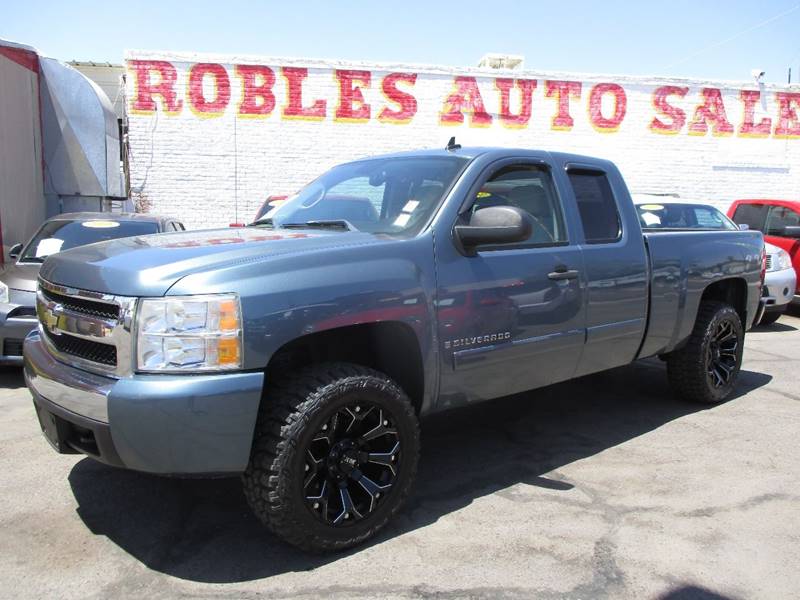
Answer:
[738, 223, 749, 231]
[779, 225, 800, 238]
[455, 206, 533, 253]
[8, 243, 23, 260]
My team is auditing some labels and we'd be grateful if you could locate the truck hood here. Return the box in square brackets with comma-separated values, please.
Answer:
[0, 263, 40, 292]
[39, 227, 391, 297]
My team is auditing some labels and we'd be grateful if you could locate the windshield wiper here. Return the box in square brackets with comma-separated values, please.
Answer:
[249, 217, 275, 227]
[280, 220, 356, 231]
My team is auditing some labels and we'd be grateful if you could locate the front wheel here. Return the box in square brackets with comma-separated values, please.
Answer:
[242, 362, 420, 552]
[667, 301, 744, 404]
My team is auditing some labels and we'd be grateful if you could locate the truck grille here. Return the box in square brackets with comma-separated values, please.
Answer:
[40, 287, 120, 320]
[43, 329, 118, 366]
[36, 279, 136, 377]
[765, 255, 773, 270]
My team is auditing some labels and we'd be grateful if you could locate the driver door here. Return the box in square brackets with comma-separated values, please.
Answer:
[435, 159, 586, 406]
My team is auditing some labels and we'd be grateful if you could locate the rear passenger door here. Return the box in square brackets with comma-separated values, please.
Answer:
[435, 159, 586, 405]
[563, 164, 649, 377]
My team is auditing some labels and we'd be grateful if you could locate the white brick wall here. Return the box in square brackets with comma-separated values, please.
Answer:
[125, 50, 800, 229]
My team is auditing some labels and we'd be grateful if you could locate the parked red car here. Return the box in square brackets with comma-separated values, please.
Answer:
[728, 199, 800, 302]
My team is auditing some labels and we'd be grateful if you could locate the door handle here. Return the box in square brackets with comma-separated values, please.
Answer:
[548, 267, 579, 280]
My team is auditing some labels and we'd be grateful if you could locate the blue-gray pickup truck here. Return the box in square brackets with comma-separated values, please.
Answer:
[24, 146, 765, 552]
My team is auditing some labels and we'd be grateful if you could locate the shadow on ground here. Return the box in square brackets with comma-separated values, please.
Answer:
[754, 320, 797, 332]
[68, 360, 771, 583]
[0, 366, 25, 389]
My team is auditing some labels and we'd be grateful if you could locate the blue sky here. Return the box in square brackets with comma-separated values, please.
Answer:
[3, 1, 800, 83]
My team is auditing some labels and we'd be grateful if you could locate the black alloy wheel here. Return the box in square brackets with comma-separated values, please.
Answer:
[303, 402, 401, 526]
[667, 301, 744, 404]
[705, 319, 739, 389]
[243, 363, 420, 552]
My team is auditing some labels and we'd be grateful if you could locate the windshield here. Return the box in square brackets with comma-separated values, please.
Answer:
[636, 203, 738, 231]
[20, 219, 160, 263]
[253, 156, 469, 235]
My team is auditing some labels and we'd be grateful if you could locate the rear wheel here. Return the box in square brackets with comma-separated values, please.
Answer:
[667, 301, 744, 404]
[242, 362, 420, 552]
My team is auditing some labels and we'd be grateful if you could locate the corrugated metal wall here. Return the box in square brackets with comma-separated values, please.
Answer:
[0, 49, 45, 262]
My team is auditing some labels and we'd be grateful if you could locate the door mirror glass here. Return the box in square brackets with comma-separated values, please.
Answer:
[455, 206, 533, 252]
[8, 243, 23, 260]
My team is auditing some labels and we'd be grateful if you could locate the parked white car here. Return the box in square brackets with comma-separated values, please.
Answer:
[761, 242, 797, 326]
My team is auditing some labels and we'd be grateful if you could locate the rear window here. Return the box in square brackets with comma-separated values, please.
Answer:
[636, 203, 737, 230]
[567, 170, 621, 243]
[21, 219, 159, 262]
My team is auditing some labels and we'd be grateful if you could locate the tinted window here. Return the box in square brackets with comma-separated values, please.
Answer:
[731, 204, 768, 232]
[636, 203, 737, 230]
[568, 171, 621, 243]
[21, 219, 159, 262]
[470, 165, 566, 245]
[765, 205, 800, 236]
[261, 156, 467, 236]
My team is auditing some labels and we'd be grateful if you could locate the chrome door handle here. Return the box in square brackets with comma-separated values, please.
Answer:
[548, 268, 579, 280]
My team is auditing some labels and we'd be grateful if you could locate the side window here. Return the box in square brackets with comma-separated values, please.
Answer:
[471, 165, 567, 245]
[731, 204, 768, 232]
[765, 206, 800, 236]
[567, 170, 621, 244]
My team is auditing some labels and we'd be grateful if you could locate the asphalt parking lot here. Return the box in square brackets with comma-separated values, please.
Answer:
[1, 314, 799, 600]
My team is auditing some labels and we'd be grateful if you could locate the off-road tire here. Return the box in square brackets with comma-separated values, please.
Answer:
[667, 301, 744, 404]
[242, 362, 420, 552]
[757, 311, 782, 327]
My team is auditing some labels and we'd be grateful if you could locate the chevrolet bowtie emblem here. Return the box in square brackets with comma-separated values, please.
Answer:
[41, 303, 63, 335]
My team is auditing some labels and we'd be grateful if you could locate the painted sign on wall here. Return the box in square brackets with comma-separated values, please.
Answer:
[125, 50, 800, 229]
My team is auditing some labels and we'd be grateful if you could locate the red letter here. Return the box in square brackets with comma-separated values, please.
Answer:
[738, 90, 771, 137]
[588, 83, 627, 132]
[281, 67, 326, 120]
[335, 69, 371, 122]
[378, 72, 417, 123]
[545, 80, 581, 131]
[439, 77, 492, 127]
[495, 78, 536, 128]
[688, 88, 734, 136]
[188, 63, 230, 116]
[236, 65, 275, 117]
[649, 86, 688, 134]
[130, 60, 182, 114]
[774, 92, 800, 138]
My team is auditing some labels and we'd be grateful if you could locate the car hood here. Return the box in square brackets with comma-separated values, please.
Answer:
[0, 262, 41, 292]
[39, 227, 392, 297]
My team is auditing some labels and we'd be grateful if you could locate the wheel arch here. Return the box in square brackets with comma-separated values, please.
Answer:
[263, 321, 426, 414]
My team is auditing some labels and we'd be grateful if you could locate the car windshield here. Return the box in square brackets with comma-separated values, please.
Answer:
[253, 156, 469, 236]
[20, 219, 160, 263]
[636, 203, 737, 231]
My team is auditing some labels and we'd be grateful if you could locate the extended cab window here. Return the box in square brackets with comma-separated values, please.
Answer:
[765, 205, 800, 236]
[731, 204, 768, 232]
[470, 165, 566, 245]
[567, 170, 621, 244]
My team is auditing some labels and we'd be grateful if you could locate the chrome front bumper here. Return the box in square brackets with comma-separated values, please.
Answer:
[24, 331, 265, 474]
[763, 268, 797, 310]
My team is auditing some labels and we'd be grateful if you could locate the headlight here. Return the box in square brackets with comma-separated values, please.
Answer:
[136, 294, 242, 372]
[776, 249, 793, 271]
[0, 281, 8, 304]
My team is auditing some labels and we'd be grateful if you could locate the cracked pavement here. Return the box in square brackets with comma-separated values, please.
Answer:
[1, 313, 799, 599]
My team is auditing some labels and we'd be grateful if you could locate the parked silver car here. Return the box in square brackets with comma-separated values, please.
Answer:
[760, 242, 796, 326]
[0, 212, 183, 364]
